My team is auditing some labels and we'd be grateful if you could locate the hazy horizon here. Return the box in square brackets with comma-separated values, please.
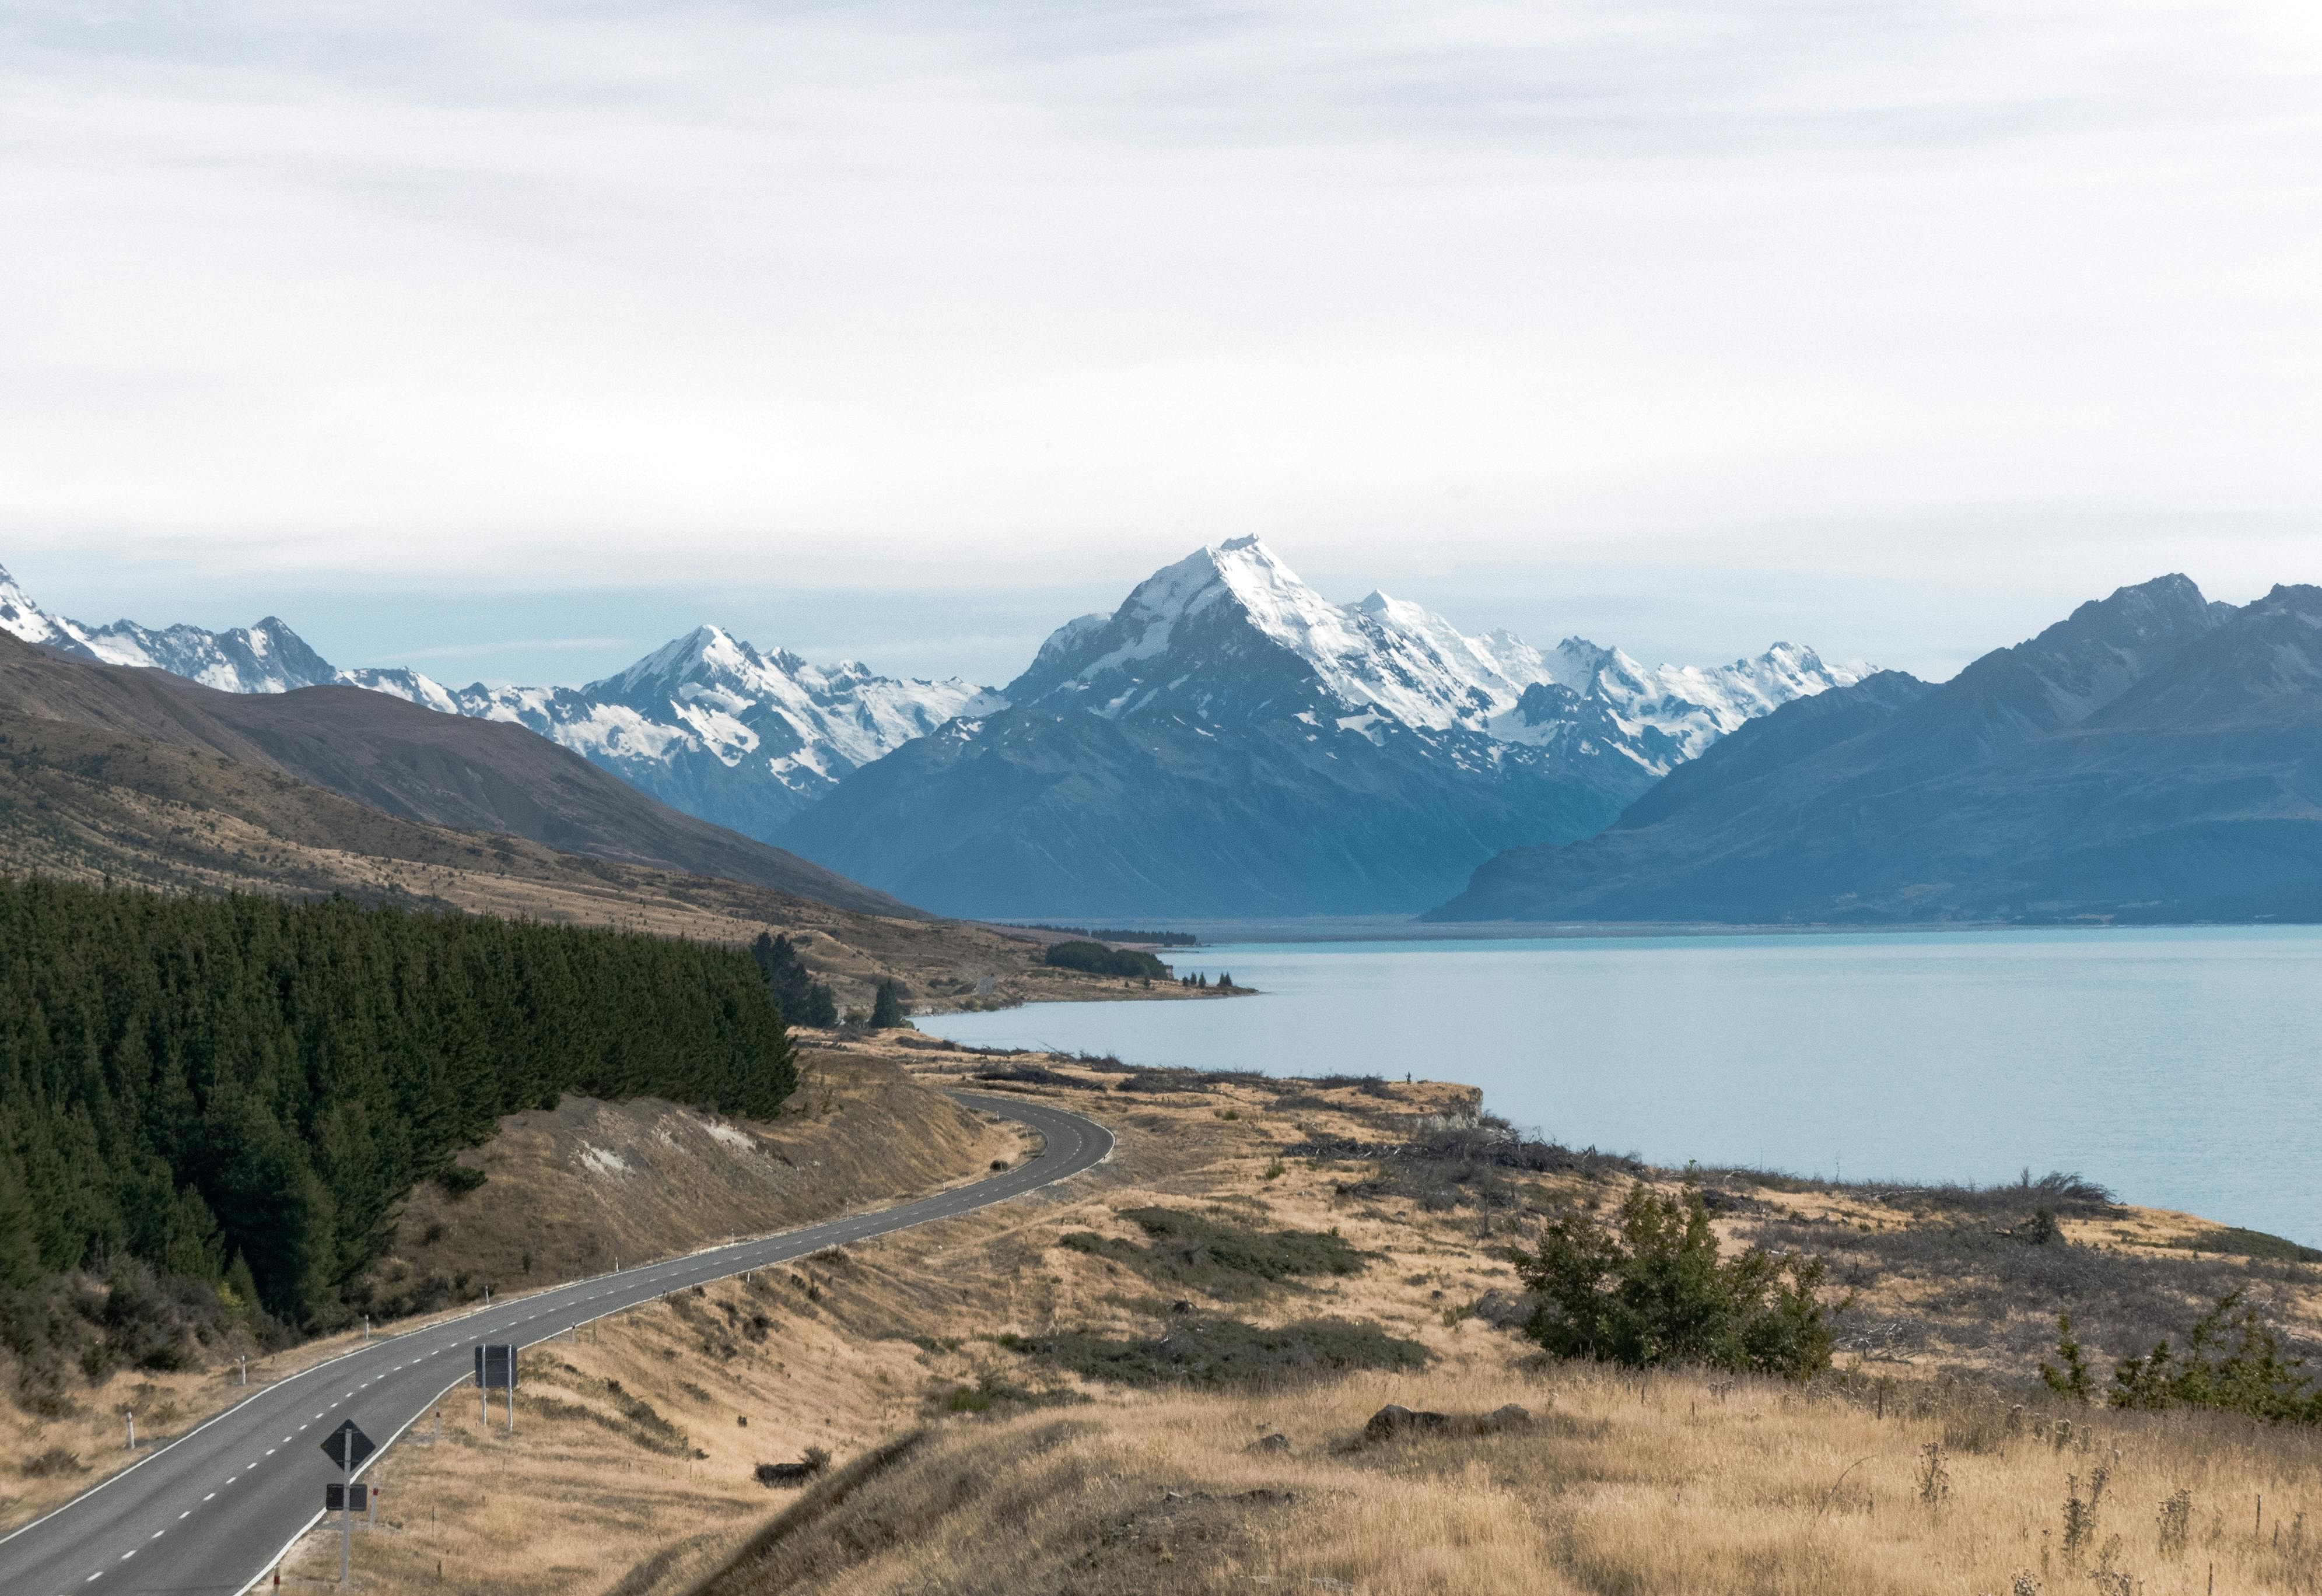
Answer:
[7, 2, 2319, 687]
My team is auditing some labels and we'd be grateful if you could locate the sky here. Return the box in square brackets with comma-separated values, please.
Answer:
[3, 1, 2319, 689]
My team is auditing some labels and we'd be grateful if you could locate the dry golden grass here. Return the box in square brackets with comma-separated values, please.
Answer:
[0, 1048, 1011, 1537]
[166, 1043, 2322, 1593]
[367, 1044, 1027, 1304]
[697, 1362, 2322, 1596]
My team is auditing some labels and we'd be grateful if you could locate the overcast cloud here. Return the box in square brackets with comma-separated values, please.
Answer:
[3, 1, 2318, 685]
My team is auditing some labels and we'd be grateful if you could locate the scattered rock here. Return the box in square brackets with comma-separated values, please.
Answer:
[1470, 1289, 1531, 1328]
[1357, 1401, 1535, 1446]
[1364, 1404, 1452, 1442]
[1170, 1299, 1193, 1314]
[1254, 1432, 1292, 1453]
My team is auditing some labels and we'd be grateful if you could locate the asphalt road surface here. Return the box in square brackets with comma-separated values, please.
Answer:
[0, 1091, 1110, 1596]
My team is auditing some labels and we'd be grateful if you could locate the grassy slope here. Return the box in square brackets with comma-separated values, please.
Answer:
[277, 1046, 2322, 1595]
[0, 710, 1217, 1014]
[0, 1047, 1015, 1536]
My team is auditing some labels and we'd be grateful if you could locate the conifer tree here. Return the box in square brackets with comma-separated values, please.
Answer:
[869, 978, 909, 1030]
[0, 878, 797, 1325]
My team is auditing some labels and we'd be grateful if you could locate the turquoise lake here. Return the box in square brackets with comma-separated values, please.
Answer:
[917, 927, 2322, 1246]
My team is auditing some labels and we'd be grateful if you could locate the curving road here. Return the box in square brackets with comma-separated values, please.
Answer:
[0, 1092, 1109, 1596]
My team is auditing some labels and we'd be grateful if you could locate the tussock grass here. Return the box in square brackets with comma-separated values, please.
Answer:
[696, 1363, 2322, 1595]
[272, 1041, 2322, 1595]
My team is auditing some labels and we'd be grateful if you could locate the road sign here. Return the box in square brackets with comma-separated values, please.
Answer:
[324, 1483, 369, 1513]
[320, 1420, 375, 1472]
[474, 1344, 517, 1390]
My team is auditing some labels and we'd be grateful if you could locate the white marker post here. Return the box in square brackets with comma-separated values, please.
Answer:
[124, 1410, 134, 1450]
[339, 1448, 352, 1584]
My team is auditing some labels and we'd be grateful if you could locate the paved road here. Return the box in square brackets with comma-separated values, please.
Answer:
[0, 1092, 1109, 1596]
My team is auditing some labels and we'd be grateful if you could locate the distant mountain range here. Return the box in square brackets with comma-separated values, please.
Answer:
[0, 624, 916, 917]
[0, 550, 1864, 918]
[1430, 576, 2322, 924]
[0, 568, 993, 836]
[780, 538, 1862, 915]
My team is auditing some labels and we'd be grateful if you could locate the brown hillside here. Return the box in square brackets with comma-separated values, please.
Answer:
[0, 707, 1164, 1013]
[0, 630, 910, 917]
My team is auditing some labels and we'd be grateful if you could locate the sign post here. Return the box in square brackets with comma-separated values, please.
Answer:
[474, 1344, 518, 1434]
[321, 1420, 376, 1586]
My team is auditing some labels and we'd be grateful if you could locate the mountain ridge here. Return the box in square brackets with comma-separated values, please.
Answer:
[1428, 576, 2322, 925]
[780, 538, 1866, 917]
[0, 566, 996, 840]
[0, 630, 922, 918]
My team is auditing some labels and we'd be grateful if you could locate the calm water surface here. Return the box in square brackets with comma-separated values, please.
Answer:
[919, 928, 2322, 1244]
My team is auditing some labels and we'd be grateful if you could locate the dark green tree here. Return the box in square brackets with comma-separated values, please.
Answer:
[868, 978, 909, 1030]
[751, 931, 839, 1029]
[1509, 1184, 1835, 1380]
[2108, 1292, 2321, 1422]
[2040, 1311, 2093, 1402]
[0, 878, 797, 1326]
[1042, 941, 1170, 980]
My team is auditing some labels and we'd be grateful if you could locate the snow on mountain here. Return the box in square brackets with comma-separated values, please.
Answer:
[0, 568, 87, 657]
[0, 565, 338, 693]
[1015, 536, 1862, 775]
[0, 563, 999, 841]
[780, 537, 1871, 918]
[369, 627, 1004, 837]
[334, 629, 1000, 839]
[1, 544, 1864, 911]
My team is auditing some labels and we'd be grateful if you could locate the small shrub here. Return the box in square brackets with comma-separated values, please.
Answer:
[2155, 1488, 2193, 1556]
[436, 1164, 486, 1197]
[1058, 1208, 1365, 1300]
[1015, 1316, 1427, 1387]
[2061, 1467, 2109, 1566]
[2107, 1290, 2321, 1422]
[1312, 1074, 1396, 1099]
[1917, 1441, 1951, 1514]
[2171, 1226, 2322, 1264]
[973, 1067, 1074, 1087]
[1510, 1184, 1837, 1380]
[20, 1446, 86, 1478]
[2039, 1312, 2093, 1402]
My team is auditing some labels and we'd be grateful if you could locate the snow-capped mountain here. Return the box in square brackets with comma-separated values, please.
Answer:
[1013, 537, 1861, 775]
[1, 546, 1862, 914]
[780, 538, 1865, 917]
[355, 627, 1000, 839]
[0, 567, 338, 693]
[0, 564, 997, 839]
